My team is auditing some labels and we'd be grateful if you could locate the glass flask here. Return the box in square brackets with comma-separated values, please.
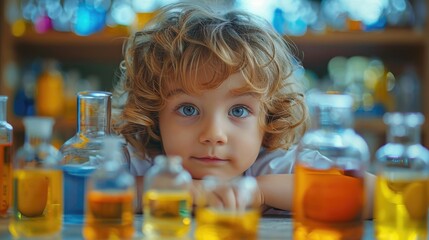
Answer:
[9, 117, 63, 238]
[0, 96, 13, 217]
[143, 155, 192, 238]
[59, 91, 112, 224]
[83, 136, 135, 240]
[293, 93, 369, 240]
[374, 112, 429, 240]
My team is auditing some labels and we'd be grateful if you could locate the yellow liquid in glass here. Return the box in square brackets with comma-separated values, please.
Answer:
[143, 190, 192, 238]
[83, 191, 134, 240]
[9, 169, 63, 237]
[374, 173, 429, 240]
[195, 207, 260, 240]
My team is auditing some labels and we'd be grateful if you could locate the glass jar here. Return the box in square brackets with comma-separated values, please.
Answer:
[9, 117, 62, 238]
[59, 91, 112, 224]
[143, 155, 192, 238]
[83, 136, 135, 240]
[0, 96, 13, 217]
[374, 112, 429, 239]
[293, 93, 369, 239]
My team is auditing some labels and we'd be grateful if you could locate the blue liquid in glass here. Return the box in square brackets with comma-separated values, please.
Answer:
[63, 165, 96, 224]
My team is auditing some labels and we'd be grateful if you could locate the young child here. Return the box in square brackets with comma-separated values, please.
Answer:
[112, 2, 374, 217]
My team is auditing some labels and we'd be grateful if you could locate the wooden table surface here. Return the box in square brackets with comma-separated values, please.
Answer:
[0, 216, 375, 239]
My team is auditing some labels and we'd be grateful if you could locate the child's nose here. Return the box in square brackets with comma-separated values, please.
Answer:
[199, 117, 227, 145]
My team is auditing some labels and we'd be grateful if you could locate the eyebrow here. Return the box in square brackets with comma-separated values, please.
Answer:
[229, 89, 261, 98]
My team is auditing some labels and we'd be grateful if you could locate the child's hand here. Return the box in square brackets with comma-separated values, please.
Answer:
[192, 177, 261, 211]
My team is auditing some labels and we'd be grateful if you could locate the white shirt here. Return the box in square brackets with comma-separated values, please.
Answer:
[129, 147, 297, 176]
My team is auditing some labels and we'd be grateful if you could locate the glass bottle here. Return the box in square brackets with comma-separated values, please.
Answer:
[9, 117, 62, 238]
[35, 59, 64, 117]
[0, 96, 13, 217]
[293, 93, 369, 240]
[374, 112, 429, 239]
[83, 136, 135, 240]
[143, 155, 192, 238]
[59, 91, 112, 224]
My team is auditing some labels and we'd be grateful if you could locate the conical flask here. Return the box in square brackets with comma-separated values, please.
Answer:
[59, 91, 112, 224]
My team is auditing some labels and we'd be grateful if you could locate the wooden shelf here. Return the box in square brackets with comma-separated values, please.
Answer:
[13, 30, 128, 62]
[14, 29, 425, 48]
[288, 29, 425, 46]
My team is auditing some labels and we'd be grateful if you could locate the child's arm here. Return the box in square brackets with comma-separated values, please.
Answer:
[255, 174, 294, 211]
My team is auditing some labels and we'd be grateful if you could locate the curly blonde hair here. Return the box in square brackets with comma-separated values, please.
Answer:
[113, 2, 309, 159]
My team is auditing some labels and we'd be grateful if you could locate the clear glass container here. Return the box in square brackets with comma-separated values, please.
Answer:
[293, 93, 369, 239]
[143, 155, 192, 238]
[59, 91, 112, 224]
[0, 96, 13, 217]
[374, 112, 429, 239]
[9, 117, 62, 238]
[194, 176, 260, 240]
[83, 136, 135, 240]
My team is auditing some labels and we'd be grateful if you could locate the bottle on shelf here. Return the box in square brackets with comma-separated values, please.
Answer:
[35, 59, 64, 117]
[83, 136, 135, 240]
[293, 92, 369, 239]
[374, 112, 429, 239]
[59, 91, 112, 224]
[0, 96, 13, 217]
[9, 117, 62, 238]
[143, 155, 192, 238]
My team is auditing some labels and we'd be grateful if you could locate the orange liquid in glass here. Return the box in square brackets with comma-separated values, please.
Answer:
[83, 191, 134, 240]
[293, 164, 365, 240]
[0, 143, 12, 217]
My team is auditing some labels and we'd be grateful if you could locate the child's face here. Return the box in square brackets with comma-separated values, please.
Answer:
[159, 72, 264, 179]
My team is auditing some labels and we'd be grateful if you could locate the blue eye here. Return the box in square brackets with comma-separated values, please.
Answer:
[229, 106, 250, 118]
[177, 104, 199, 116]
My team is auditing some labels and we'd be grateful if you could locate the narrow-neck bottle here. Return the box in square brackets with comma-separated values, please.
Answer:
[0, 96, 13, 217]
[143, 155, 192, 238]
[83, 136, 135, 240]
[374, 112, 429, 239]
[293, 93, 369, 240]
[9, 117, 62, 238]
[59, 91, 112, 224]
